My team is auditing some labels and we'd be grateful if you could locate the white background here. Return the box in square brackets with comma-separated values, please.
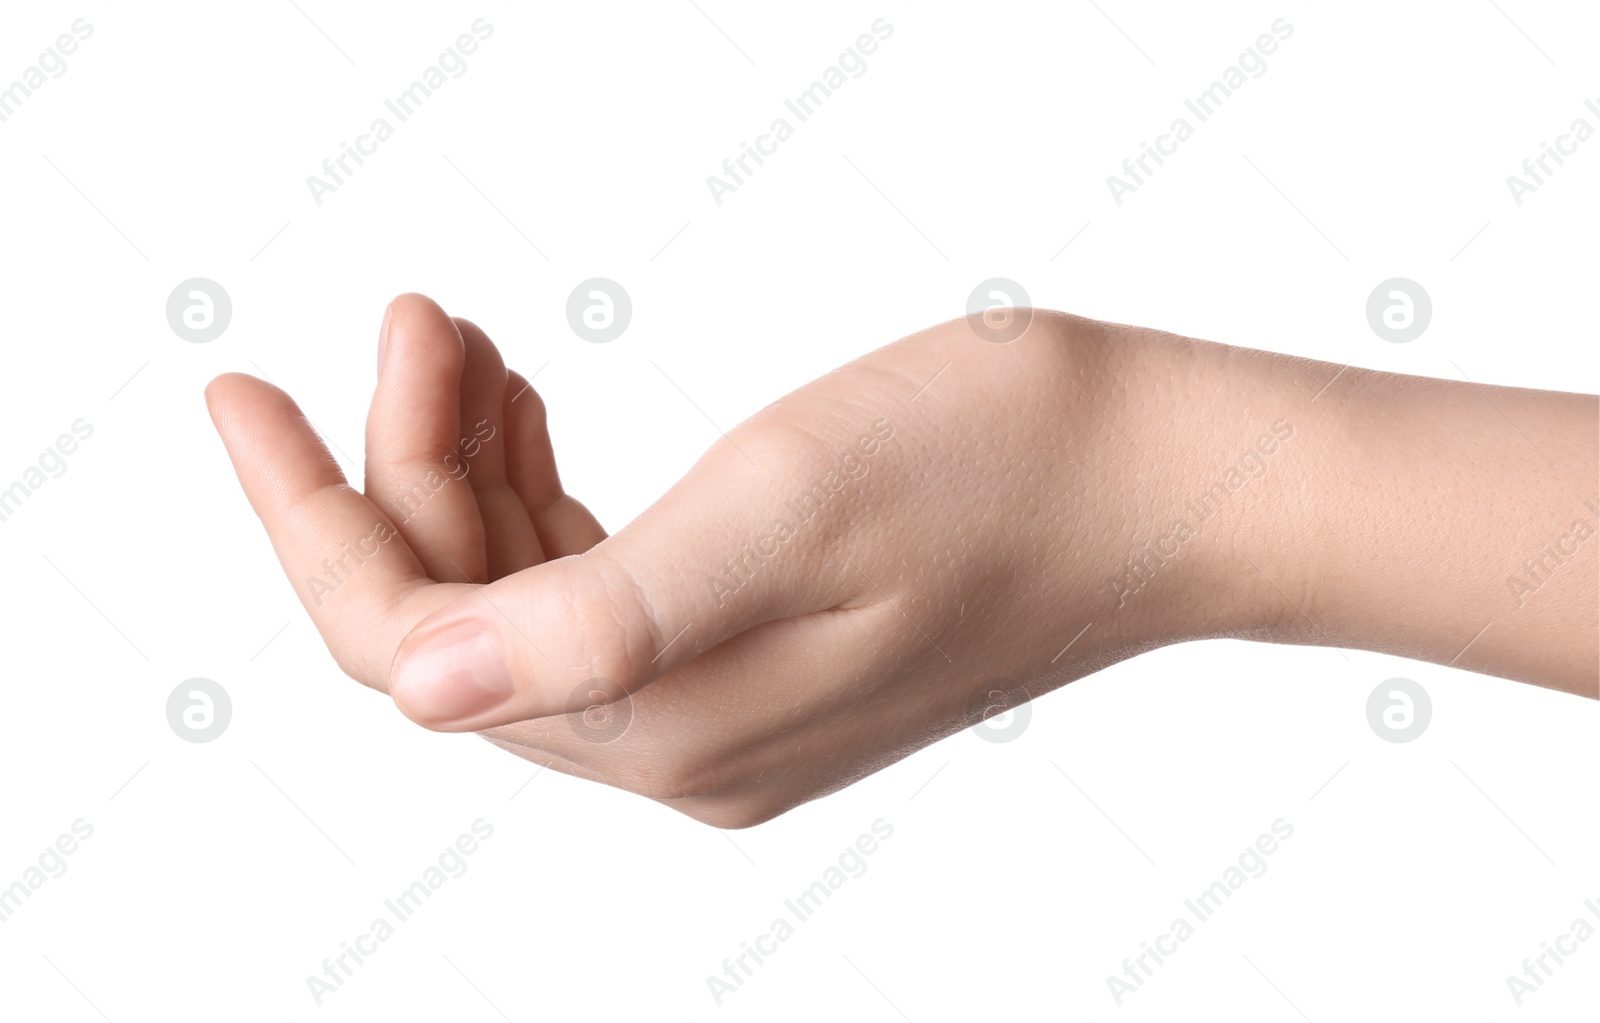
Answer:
[1, 1, 1597, 1019]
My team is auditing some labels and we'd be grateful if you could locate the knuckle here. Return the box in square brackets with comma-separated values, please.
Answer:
[535, 554, 661, 690]
[507, 375, 548, 420]
[731, 417, 836, 470]
[721, 417, 886, 550]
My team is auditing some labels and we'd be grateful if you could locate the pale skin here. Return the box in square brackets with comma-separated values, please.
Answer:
[205, 294, 1598, 827]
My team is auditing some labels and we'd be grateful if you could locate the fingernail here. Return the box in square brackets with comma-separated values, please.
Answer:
[377, 305, 393, 377]
[391, 621, 514, 725]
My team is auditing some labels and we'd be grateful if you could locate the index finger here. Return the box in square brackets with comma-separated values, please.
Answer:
[206, 372, 440, 687]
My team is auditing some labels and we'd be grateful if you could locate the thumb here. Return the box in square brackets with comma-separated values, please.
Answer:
[387, 425, 879, 730]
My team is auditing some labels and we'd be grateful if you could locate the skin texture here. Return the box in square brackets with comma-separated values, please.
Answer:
[205, 295, 1599, 827]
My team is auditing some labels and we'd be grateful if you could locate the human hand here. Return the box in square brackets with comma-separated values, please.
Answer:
[206, 295, 1598, 826]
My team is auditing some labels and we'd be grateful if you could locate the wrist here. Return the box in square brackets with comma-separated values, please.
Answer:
[1079, 321, 1314, 649]
[1103, 319, 1596, 694]
[1018, 315, 1292, 662]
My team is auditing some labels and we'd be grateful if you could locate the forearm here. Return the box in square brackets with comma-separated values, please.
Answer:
[1109, 319, 1599, 697]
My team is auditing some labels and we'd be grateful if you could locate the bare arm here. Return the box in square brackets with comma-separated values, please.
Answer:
[1095, 317, 1598, 696]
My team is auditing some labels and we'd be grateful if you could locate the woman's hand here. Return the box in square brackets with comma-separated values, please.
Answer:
[206, 294, 1598, 826]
